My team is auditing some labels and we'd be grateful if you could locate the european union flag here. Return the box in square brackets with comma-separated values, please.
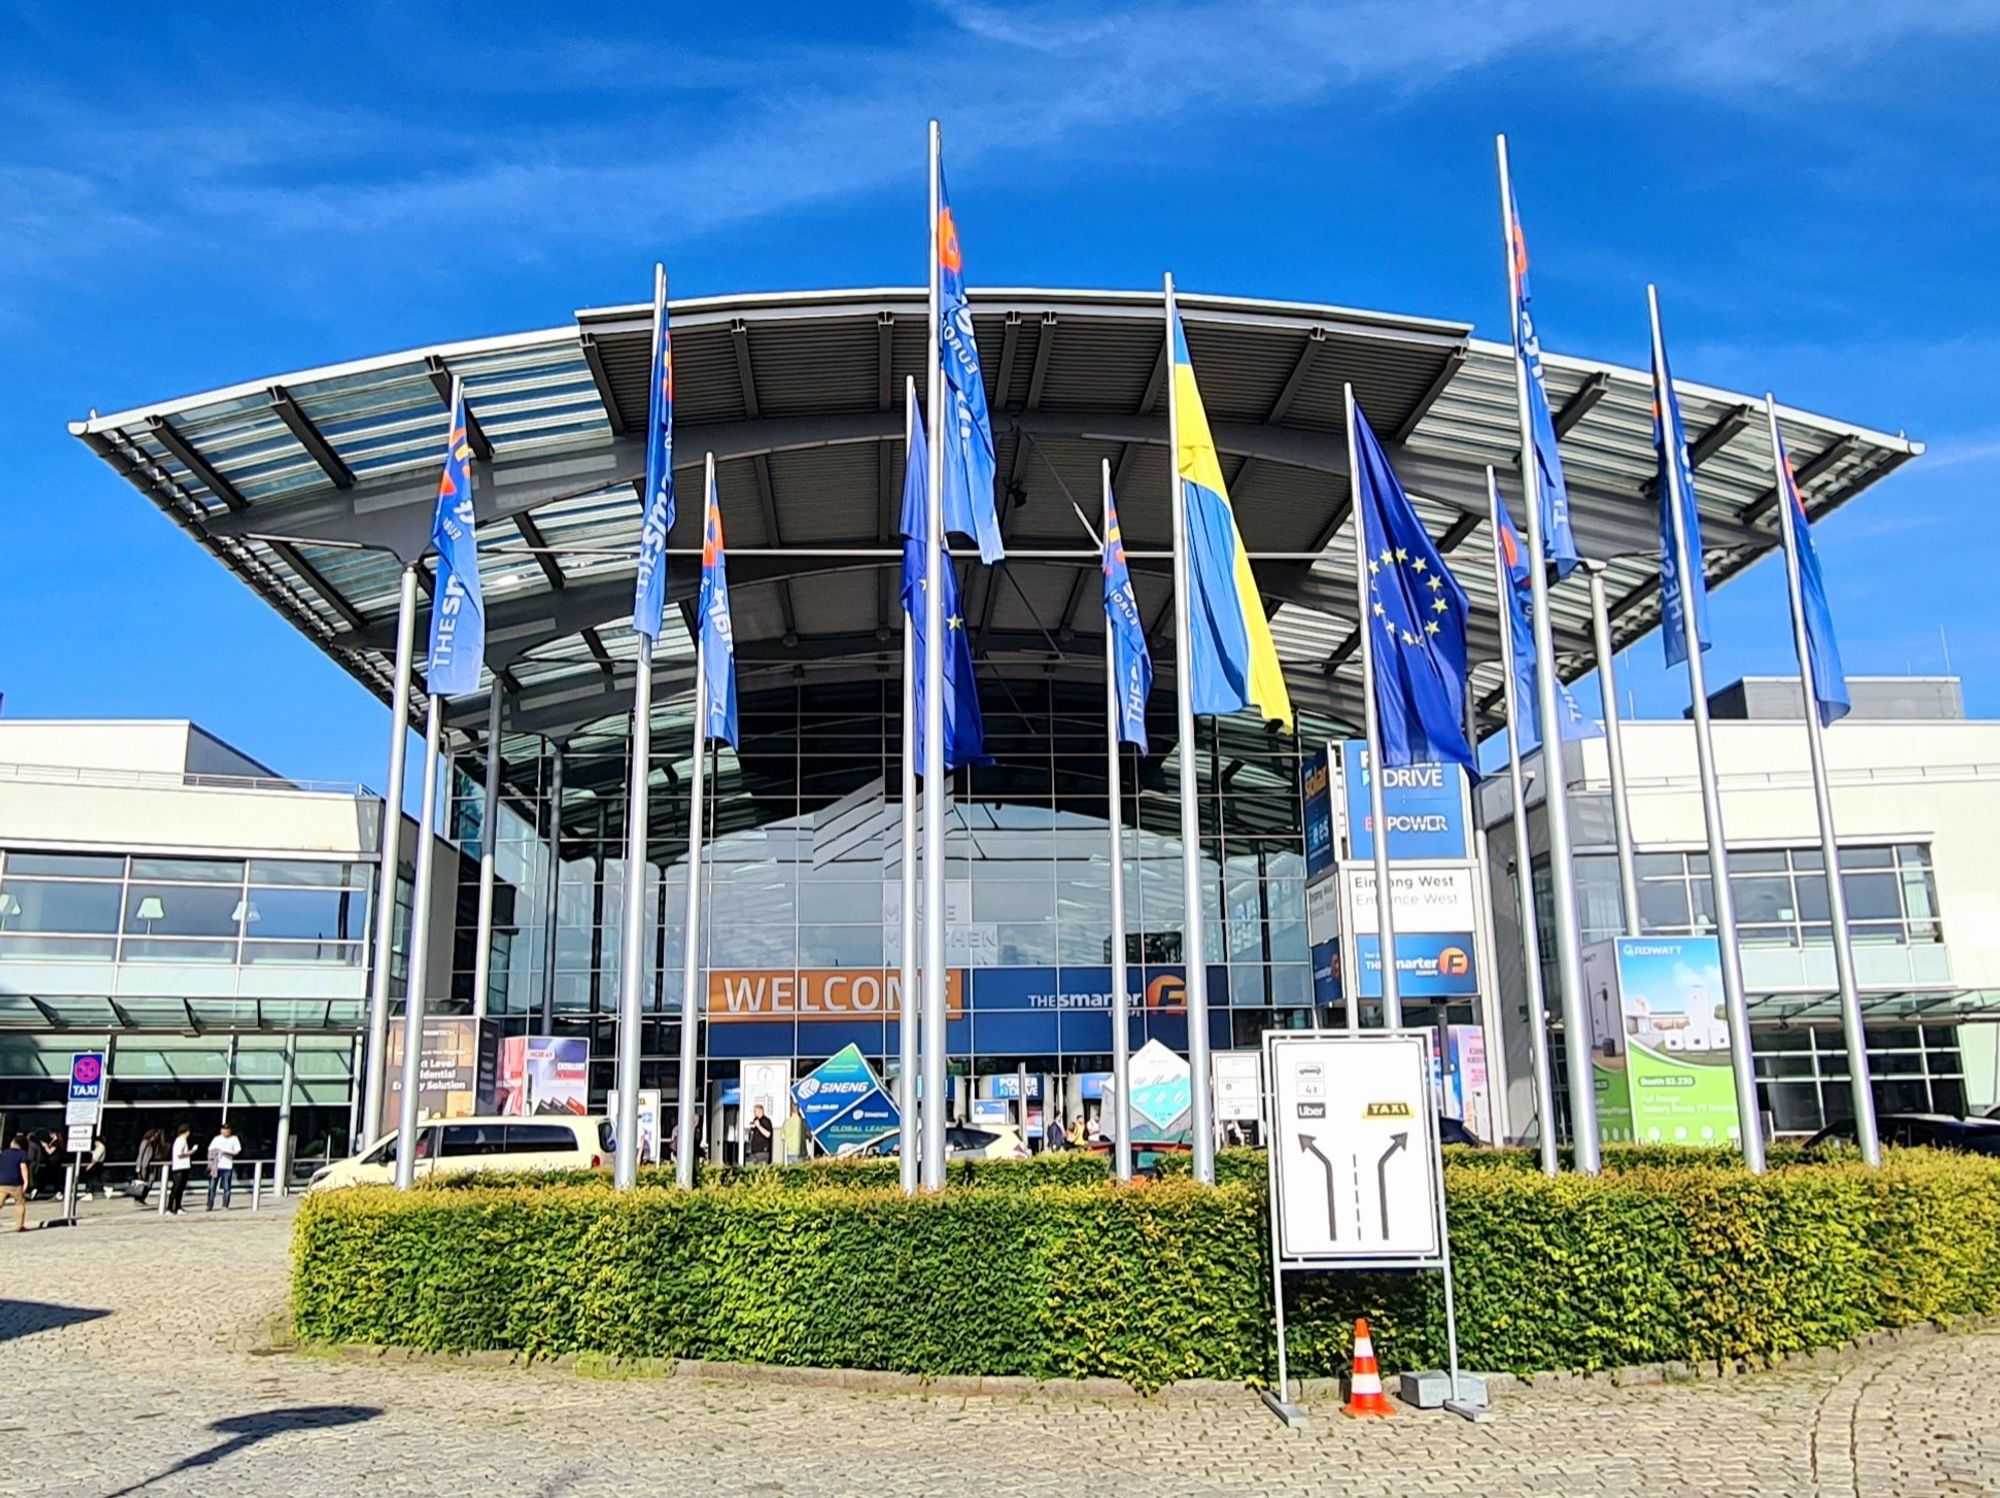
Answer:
[631, 269, 675, 641]
[1775, 425, 1851, 727]
[936, 164, 1004, 564]
[1351, 399, 1472, 770]
[698, 466, 739, 748]
[1101, 484, 1152, 753]
[1494, 487, 1598, 746]
[900, 397, 987, 772]
[1651, 310, 1710, 668]
[425, 380, 484, 698]
[1506, 180, 1580, 578]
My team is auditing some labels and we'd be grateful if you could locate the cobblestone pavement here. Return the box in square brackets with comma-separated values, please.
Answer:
[4, 1196, 1999, 1496]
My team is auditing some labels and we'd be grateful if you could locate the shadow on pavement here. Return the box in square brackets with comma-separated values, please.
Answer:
[105, 1404, 382, 1495]
[0, 1299, 110, 1344]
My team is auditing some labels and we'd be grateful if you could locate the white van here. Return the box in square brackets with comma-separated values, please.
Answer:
[307, 1115, 613, 1192]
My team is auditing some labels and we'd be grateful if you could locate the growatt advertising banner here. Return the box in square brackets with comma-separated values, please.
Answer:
[791, 1044, 900, 1154]
[1582, 937, 1741, 1147]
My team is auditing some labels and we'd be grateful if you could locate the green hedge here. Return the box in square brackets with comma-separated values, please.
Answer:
[294, 1150, 2000, 1391]
[412, 1151, 1111, 1194]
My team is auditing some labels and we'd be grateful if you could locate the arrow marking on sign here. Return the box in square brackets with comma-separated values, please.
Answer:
[1297, 1133, 1339, 1242]
[1376, 1132, 1408, 1240]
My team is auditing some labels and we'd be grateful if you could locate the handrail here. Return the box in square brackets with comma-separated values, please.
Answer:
[0, 760, 377, 799]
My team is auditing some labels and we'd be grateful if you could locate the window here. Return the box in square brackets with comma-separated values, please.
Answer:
[1628, 845, 1941, 949]
[504, 1124, 579, 1152]
[437, 1123, 504, 1157]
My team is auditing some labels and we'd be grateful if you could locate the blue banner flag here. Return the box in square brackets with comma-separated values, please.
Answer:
[936, 166, 1004, 564]
[698, 468, 739, 748]
[1776, 426, 1851, 727]
[1506, 181, 1580, 578]
[1494, 489, 1599, 746]
[900, 398, 988, 772]
[425, 382, 484, 698]
[1651, 316, 1710, 668]
[631, 273, 675, 640]
[1101, 484, 1153, 752]
[1351, 399, 1472, 770]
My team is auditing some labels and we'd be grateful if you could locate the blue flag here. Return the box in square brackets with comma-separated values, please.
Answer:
[1506, 181, 1580, 578]
[1776, 426, 1851, 727]
[1351, 400, 1473, 770]
[1101, 485, 1152, 753]
[936, 165, 1004, 564]
[698, 467, 739, 748]
[631, 275, 675, 641]
[1494, 489, 1599, 746]
[900, 398, 987, 773]
[1652, 315, 1710, 668]
[424, 382, 484, 698]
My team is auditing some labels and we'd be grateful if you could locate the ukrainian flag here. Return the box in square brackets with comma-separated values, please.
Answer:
[1172, 313, 1293, 730]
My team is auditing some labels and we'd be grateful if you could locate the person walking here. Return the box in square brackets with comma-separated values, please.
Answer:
[166, 1125, 194, 1215]
[1045, 1114, 1068, 1152]
[0, 1134, 30, 1232]
[205, 1125, 241, 1211]
[745, 1105, 774, 1166]
[781, 1104, 806, 1165]
[131, 1128, 166, 1206]
[79, 1136, 107, 1200]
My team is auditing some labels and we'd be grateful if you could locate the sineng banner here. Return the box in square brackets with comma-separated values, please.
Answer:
[1582, 937, 1741, 1147]
[791, 1044, 899, 1154]
[496, 1035, 590, 1117]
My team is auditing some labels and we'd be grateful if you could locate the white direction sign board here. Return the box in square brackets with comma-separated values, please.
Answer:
[1264, 1031, 1442, 1265]
[1211, 1052, 1263, 1124]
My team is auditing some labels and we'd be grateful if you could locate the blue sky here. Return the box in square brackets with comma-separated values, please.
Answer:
[2, 1, 1996, 791]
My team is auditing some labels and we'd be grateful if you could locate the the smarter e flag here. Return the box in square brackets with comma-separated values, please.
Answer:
[1101, 484, 1152, 753]
[1172, 312, 1293, 730]
[900, 398, 987, 772]
[1775, 426, 1851, 727]
[1351, 399, 1472, 770]
[632, 273, 675, 641]
[697, 468, 739, 748]
[1652, 318, 1710, 668]
[425, 382, 484, 697]
[936, 165, 1004, 565]
[1495, 489, 1598, 745]
[1505, 180, 1580, 578]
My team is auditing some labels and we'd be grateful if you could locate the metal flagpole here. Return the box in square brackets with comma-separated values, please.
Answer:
[898, 381, 921, 1194]
[1488, 469, 1560, 1178]
[362, 560, 419, 1147]
[1498, 135, 1598, 1172]
[1586, 564, 1642, 934]
[1766, 395, 1879, 1166]
[1343, 382, 1402, 1031]
[1650, 285, 1764, 1172]
[472, 684, 504, 1021]
[614, 644, 653, 1190]
[540, 744, 563, 1031]
[920, 119, 950, 1192]
[1103, 459, 1135, 1185]
[673, 452, 718, 1190]
[393, 693, 444, 1189]
[1164, 272, 1217, 1184]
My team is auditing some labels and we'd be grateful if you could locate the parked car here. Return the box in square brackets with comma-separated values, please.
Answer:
[306, 1115, 613, 1191]
[842, 1124, 1030, 1162]
[1438, 1116, 1483, 1147]
[1801, 1113, 2000, 1156]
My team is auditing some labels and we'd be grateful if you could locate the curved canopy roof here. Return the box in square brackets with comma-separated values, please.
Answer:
[73, 285, 1920, 773]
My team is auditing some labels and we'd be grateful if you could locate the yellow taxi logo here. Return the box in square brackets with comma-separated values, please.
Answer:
[1364, 1101, 1413, 1118]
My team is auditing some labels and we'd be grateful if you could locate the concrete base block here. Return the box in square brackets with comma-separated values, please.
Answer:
[1399, 1369, 1489, 1409]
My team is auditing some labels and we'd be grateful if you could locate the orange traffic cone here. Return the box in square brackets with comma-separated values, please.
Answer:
[1341, 1317, 1396, 1418]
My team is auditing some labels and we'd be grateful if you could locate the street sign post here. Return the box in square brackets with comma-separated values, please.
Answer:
[1259, 1030, 1486, 1426]
[57, 1051, 107, 1228]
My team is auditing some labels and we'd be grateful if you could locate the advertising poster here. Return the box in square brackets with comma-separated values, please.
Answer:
[1302, 746, 1336, 881]
[792, 1043, 900, 1154]
[635, 1088, 663, 1166]
[496, 1035, 591, 1117]
[1124, 1039, 1193, 1143]
[378, 1017, 493, 1137]
[1437, 1025, 1492, 1141]
[1583, 937, 1741, 1147]
[1344, 868, 1479, 999]
[1340, 740, 1468, 860]
[739, 1059, 791, 1158]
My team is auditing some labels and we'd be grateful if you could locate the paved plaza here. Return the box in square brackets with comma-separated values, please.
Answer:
[1, 1197, 1997, 1496]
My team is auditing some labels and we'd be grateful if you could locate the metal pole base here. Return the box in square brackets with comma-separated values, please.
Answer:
[1259, 1389, 1308, 1429]
[1443, 1398, 1493, 1424]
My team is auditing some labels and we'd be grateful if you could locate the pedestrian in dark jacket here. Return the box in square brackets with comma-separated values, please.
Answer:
[132, 1129, 166, 1205]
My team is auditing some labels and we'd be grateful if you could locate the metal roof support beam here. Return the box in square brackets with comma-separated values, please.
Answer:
[1741, 434, 1862, 523]
[1323, 632, 1360, 674]
[147, 417, 247, 511]
[731, 321, 798, 635]
[510, 510, 568, 591]
[269, 386, 356, 488]
[578, 334, 626, 436]
[1688, 403, 1756, 469]
[1553, 371, 1611, 436]
[263, 539, 370, 633]
[1233, 329, 1328, 515]
[425, 357, 492, 460]
[1392, 346, 1468, 443]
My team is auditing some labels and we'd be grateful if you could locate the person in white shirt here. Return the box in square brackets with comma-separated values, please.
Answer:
[167, 1125, 194, 1215]
[205, 1125, 242, 1212]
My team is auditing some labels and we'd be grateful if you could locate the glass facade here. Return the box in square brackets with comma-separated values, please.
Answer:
[445, 681, 1320, 1104]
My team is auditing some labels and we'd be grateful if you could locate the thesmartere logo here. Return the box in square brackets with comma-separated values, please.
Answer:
[1145, 973, 1187, 1010]
[1435, 946, 1470, 977]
